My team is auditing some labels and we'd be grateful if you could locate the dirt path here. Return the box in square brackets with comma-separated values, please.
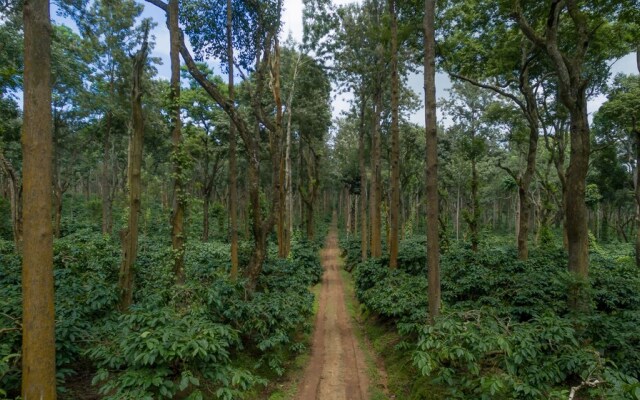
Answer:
[294, 225, 372, 400]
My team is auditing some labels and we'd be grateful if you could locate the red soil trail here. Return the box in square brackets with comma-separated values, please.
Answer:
[295, 224, 372, 400]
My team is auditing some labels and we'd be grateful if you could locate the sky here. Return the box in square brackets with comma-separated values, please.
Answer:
[52, 0, 639, 127]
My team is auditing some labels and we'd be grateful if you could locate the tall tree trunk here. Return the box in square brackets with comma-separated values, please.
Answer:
[634, 128, 640, 268]
[21, 0, 56, 394]
[169, 0, 186, 284]
[305, 201, 314, 239]
[0, 152, 22, 250]
[388, 0, 400, 269]
[358, 90, 368, 261]
[300, 143, 319, 241]
[201, 138, 211, 242]
[515, 1, 592, 311]
[515, 59, 540, 260]
[285, 53, 301, 254]
[143, 0, 279, 289]
[455, 184, 460, 241]
[636, 46, 640, 268]
[470, 148, 479, 252]
[53, 180, 65, 238]
[424, 0, 440, 323]
[246, 124, 270, 289]
[370, 77, 382, 258]
[203, 189, 210, 241]
[564, 99, 590, 308]
[52, 117, 63, 239]
[270, 39, 287, 258]
[101, 111, 113, 235]
[227, 0, 239, 280]
[118, 29, 148, 311]
[514, 193, 520, 240]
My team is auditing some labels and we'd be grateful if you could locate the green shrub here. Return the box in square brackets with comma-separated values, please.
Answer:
[339, 235, 362, 270]
[87, 306, 262, 400]
[360, 269, 428, 323]
[344, 235, 640, 398]
[0, 240, 21, 394]
[413, 310, 640, 399]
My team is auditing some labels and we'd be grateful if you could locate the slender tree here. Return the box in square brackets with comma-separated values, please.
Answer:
[358, 89, 369, 261]
[227, 0, 239, 280]
[424, 0, 440, 323]
[0, 152, 21, 250]
[388, 0, 400, 269]
[168, 0, 186, 283]
[370, 44, 383, 258]
[118, 24, 149, 311]
[284, 51, 302, 255]
[512, 1, 635, 308]
[145, 0, 282, 288]
[21, 0, 56, 394]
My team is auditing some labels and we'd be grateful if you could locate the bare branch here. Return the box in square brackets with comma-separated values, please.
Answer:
[449, 72, 526, 111]
[568, 379, 604, 400]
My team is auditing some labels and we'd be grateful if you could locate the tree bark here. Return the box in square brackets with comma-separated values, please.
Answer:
[203, 189, 210, 241]
[53, 179, 67, 239]
[21, 0, 56, 394]
[118, 28, 148, 311]
[144, 0, 279, 289]
[0, 152, 22, 250]
[52, 117, 65, 239]
[246, 123, 270, 290]
[515, 2, 591, 305]
[636, 46, 640, 267]
[634, 128, 640, 268]
[169, 0, 186, 284]
[424, 0, 440, 323]
[300, 143, 319, 241]
[370, 70, 383, 258]
[388, 0, 400, 269]
[515, 54, 540, 260]
[470, 143, 479, 252]
[101, 111, 113, 235]
[267, 38, 287, 258]
[227, 0, 239, 279]
[285, 53, 302, 254]
[358, 90, 368, 261]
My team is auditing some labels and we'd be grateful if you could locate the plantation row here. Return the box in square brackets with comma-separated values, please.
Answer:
[0, 217, 326, 399]
[340, 235, 640, 399]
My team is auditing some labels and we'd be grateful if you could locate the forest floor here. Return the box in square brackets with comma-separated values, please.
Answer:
[293, 225, 387, 400]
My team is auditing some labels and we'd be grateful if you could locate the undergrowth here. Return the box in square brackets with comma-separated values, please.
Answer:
[340, 234, 640, 399]
[0, 231, 323, 399]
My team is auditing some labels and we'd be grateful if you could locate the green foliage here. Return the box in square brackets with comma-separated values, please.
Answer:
[85, 236, 320, 396]
[339, 234, 361, 271]
[360, 268, 428, 323]
[0, 240, 20, 393]
[0, 222, 321, 398]
[344, 236, 640, 398]
[0, 232, 122, 395]
[87, 307, 257, 399]
[0, 199, 12, 240]
[413, 310, 639, 399]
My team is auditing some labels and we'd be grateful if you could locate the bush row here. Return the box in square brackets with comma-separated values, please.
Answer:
[0, 231, 322, 399]
[341, 235, 640, 399]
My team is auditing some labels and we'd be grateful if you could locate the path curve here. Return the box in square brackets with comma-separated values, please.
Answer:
[295, 225, 371, 400]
